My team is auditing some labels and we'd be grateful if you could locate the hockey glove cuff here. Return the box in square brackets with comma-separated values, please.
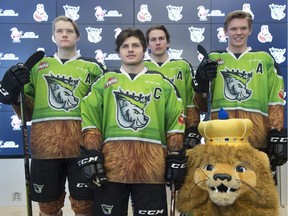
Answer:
[165, 149, 188, 190]
[184, 126, 202, 149]
[77, 146, 107, 188]
[267, 128, 287, 166]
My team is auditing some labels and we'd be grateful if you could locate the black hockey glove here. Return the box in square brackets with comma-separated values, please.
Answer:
[267, 128, 287, 166]
[165, 149, 188, 190]
[193, 58, 218, 93]
[183, 126, 202, 149]
[77, 146, 107, 188]
[0, 64, 30, 104]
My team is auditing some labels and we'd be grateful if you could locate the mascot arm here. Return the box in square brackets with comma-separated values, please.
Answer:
[267, 128, 287, 166]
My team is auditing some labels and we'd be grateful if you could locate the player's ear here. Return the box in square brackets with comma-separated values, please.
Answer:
[52, 35, 56, 43]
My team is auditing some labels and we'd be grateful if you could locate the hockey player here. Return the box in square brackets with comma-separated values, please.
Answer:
[193, 10, 286, 166]
[0, 16, 106, 215]
[77, 28, 188, 215]
[144, 25, 201, 149]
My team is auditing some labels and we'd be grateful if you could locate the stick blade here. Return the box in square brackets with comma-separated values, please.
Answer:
[24, 50, 45, 71]
[197, 44, 209, 60]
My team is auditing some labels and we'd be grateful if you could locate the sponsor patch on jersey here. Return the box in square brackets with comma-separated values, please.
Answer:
[104, 77, 118, 88]
[178, 110, 185, 125]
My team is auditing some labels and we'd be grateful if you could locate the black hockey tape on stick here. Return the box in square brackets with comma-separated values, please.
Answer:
[197, 44, 209, 60]
[24, 50, 45, 71]
[197, 44, 212, 120]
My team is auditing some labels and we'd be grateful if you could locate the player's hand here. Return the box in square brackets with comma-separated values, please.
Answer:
[183, 126, 201, 149]
[197, 58, 218, 81]
[0, 64, 30, 104]
[165, 149, 188, 190]
[77, 146, 107, 188]
[193, 59, 218, 93]
[267, 128, 287, 166]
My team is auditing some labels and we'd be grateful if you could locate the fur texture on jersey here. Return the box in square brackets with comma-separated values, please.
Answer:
[30, 120, 82, 158]
[13, 95, 83, 159]
[13, 97, 92, 214]
[84, 129, 184, 183]
[177, 119, 279, 216]
[102, 141, 166, 183]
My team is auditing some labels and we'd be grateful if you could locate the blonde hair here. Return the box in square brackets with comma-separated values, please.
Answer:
[224, 10, 253, 31]
[52, 15, 80, 37]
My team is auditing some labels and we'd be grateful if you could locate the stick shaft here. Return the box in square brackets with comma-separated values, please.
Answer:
[20, 91, 33, 216]
[170, 183, 176, 216]
[207, 81, 212, 120]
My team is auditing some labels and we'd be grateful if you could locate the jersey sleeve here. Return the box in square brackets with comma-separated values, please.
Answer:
[163, 78, 185, 134]
[81, 77, 104, 132]
[183, 60, 195, 108]
[24, 61, 38, 101]
[267, 54, 285, 105]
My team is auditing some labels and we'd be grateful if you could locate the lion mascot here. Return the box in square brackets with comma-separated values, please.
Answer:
[177, 118, 280, 216]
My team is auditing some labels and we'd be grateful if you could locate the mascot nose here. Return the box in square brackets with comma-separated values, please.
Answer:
[213, 174, 232, 181]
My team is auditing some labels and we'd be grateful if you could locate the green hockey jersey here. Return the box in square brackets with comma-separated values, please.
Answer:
[144, 58, 195, 115]
[81, 67, 185, 147]
[24, 53, 106, 123]
[209, 48, 285, 116]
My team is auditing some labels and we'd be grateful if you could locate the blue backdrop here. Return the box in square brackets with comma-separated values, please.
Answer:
[0, 0, 287, 157]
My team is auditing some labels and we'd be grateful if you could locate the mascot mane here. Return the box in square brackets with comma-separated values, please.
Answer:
[177, 118, 279, 216]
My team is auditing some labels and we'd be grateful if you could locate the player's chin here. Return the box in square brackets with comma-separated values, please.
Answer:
[59, 43, 74, 48]
[123, 59, 142, 65]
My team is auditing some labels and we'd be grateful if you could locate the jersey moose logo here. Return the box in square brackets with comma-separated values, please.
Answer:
[43, 72, 80, 111]
[113, 88, 150, 131]
[220, 68, 253, 102]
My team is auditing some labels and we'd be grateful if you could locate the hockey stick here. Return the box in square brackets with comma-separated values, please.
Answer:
[170, 182, 176, 216]
[20, 50, 45, 216]
[197, 44, 212, 120]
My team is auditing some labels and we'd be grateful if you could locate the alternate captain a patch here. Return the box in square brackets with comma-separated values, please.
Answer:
[113, 87, 151, 131]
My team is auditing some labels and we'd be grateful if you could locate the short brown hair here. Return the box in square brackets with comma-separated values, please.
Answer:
[52, 15, 80, 37]
[145, 25, 170, 44]
[115, 28, 147, 53]
[224, 10, 253, 31]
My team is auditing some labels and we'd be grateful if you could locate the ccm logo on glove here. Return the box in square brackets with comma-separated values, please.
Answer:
[270, 137, 287, 143]
[171, 163, 187, 169]
[78, 156, 99, 166]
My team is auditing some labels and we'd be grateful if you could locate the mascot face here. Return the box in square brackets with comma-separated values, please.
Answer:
[194, 158, 257, 206]
[177, 118, 279, 216]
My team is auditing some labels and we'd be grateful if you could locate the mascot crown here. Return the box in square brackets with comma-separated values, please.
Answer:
[198, 118, 253, 147]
